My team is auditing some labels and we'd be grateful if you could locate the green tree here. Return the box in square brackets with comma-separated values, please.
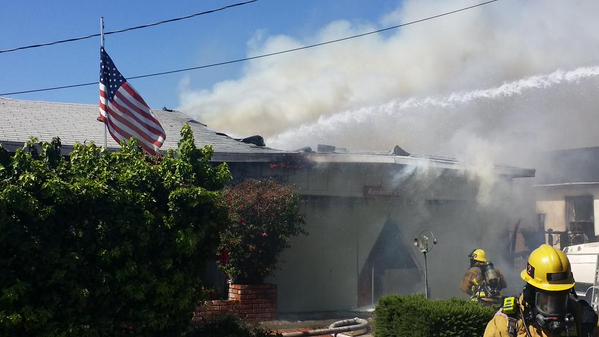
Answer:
[0, 124, 230, 337]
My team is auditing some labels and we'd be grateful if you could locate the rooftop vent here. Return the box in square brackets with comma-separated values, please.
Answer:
[392, 145, 410, 156]
[186, 119, 205, 125]
[241, 135, 265, 147]
[317, 144, 336, 153]
[295, 146, 313, 153]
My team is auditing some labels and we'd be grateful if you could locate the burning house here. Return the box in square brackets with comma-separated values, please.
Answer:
[0, 97, 535, 313]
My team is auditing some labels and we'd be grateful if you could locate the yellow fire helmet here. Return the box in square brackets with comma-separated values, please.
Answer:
[520, 244, 575, 292]
[470, 248, 488, 263]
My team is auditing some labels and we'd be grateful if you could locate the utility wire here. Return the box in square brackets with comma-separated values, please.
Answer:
[0, 0, 499, 96]
[0, 0, 258, 54]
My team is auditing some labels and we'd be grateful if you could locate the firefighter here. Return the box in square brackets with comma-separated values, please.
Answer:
[461, 248, 507, 305]
[483, 244, 597, 337]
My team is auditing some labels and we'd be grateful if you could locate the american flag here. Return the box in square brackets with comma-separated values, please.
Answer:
[98, 47, 166, 155]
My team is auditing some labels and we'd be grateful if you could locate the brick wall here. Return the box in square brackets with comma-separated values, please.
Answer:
[194, 284, 277, 323]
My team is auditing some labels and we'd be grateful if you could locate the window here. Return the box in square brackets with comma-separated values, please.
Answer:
[565, 196, 595, 245]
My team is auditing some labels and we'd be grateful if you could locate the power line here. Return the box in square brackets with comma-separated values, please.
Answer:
[0, 0, 499, 96]
[0, 0, 258, 54]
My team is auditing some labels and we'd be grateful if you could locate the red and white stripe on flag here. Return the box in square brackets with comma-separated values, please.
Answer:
[98, 47, 166, 155]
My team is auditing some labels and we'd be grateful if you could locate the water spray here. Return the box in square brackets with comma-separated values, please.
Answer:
[268, 66, 599, 153]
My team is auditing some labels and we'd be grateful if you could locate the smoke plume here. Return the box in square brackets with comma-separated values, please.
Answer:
[180, 0, 599, 167]
[179, 0, 599, 301]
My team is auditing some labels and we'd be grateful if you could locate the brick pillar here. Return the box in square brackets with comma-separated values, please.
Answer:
[229, 284, 277, 321]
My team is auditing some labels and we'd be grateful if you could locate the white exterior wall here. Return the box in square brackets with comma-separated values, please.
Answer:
[269, 164, 527, 312]
[536, 200, 567, 231]
[536, 185, 599, 242]
[269, 197, 389, 312]
[594, 199, 599, 235]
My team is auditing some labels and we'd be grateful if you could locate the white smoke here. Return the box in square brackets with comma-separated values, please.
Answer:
[179, 0, 599, 168]
[177, 0, 599, 301]
[269, 66, 599, 166]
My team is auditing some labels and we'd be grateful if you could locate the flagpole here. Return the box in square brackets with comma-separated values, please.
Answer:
[100, 16, 107, 149]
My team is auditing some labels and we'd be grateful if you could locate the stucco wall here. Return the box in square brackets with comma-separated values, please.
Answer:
[536, 185, 599, 244]
[270, 193, 523, 312]
[230, 161, 528, 312]
[536, 200, 566, 231]
[269, 197, 389, 312]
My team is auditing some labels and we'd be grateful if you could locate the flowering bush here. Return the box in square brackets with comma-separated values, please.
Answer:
[218, 180, 305, 284]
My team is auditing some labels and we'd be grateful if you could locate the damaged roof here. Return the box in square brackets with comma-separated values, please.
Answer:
[303, 152, 534, 178]
[0, 98, 534, 178]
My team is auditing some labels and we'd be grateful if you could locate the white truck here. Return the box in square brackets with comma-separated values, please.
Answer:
[564, 242, 599, 310]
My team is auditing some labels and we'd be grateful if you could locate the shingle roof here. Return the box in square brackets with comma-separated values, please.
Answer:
[0, 98, 534, 177]
[0, 97, 289, 161]
[303, 152, 534, 178]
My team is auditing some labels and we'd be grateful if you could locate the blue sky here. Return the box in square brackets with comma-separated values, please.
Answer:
[0, 0, 400, 108]
[4, 0, 599, 165]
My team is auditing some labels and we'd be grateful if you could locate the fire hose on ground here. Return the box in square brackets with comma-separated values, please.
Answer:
[281, 317, 369, 337]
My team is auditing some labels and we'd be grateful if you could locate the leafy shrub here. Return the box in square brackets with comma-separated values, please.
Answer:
[375, 295, 496, 337]
[186, 315, 278, 337]
[0, 124, 231, 337]
[218, 180, 305, 284]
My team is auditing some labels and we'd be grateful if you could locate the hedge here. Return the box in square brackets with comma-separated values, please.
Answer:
[0, 125, 231, 337]
[375, 295, 496, 337]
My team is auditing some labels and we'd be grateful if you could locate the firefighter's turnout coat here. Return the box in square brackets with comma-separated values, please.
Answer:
[461, 265, 507, 303]
[483, 296, 597, 337]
